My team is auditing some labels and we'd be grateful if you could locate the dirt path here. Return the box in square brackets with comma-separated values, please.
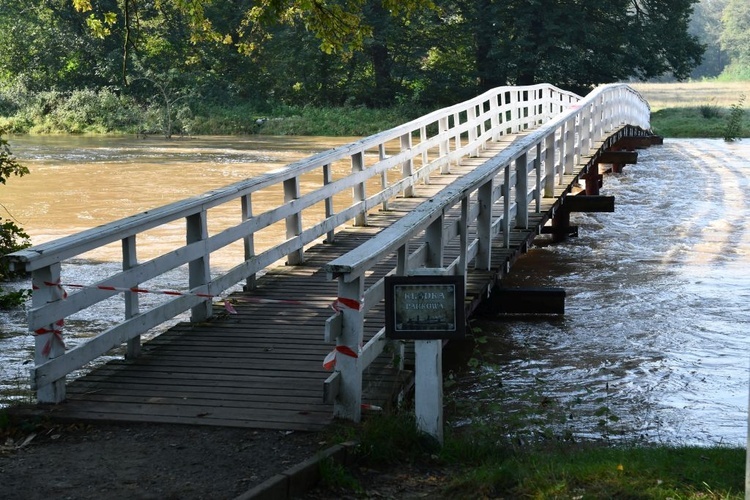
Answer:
[0, 420, 325, 500]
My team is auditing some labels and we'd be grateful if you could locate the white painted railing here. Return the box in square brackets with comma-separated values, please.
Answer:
[6, 83, 584, 403]
[322, 83, 651, 421]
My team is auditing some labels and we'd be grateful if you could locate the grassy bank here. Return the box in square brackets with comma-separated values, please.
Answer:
[1, 81, 747, 139]
[631, 81, 750, 138]
[320, 414, 745, 498]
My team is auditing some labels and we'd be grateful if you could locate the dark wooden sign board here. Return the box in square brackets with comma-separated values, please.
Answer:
[384, 275, 466, 340]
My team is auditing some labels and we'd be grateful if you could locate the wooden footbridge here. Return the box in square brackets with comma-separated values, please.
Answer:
[6, 83, 658, 431]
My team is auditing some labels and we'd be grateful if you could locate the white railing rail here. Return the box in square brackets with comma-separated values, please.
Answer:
[322, 83, 650, 421]
[5, 83, 584, 403]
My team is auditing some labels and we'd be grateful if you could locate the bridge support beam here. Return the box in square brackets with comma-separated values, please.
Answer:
[477, 287, 566, 315]
[597, 150, 638, 174]
[546, 195, 615, 242]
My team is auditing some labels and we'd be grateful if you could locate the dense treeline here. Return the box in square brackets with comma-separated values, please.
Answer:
[0, 0, 745, 136]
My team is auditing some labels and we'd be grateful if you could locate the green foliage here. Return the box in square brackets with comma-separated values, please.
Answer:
[0, 0, 708, 114]
[724, 93, 746, 141]
[699, 101, 722, 119]
[720, 0, 750, 69]
[0, 131, 30, 308]
[322, 411, 744, 498]
[440, 442, 745, 499]
[317, 458, 362, 492]
[651, 106, 750, 138]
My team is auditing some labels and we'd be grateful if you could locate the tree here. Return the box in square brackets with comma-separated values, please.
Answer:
[0, 131, 30, 309]
[720, 0, 750, 76]
[74, 0, 435, 56]
[689, 0, 729, 78]
[0, 0, 126, 92]
[452, 0, 703, 94]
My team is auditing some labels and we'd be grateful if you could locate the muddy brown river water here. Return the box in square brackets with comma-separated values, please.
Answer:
[1, 136, 749, 446]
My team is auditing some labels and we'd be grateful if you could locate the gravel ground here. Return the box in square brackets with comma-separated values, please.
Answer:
[0, 420, 327, 500]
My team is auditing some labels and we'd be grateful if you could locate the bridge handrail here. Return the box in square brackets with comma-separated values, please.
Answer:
[322, 83, 650, 420]
[6, 83, 585, 403]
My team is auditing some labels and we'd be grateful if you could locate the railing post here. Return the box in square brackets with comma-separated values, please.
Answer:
[458, 197, 469, 278]
[352, 151, 368, 225]
[580, 104, 592, 155]
[186, 211, 212, 321]
[476, 179, 493, 269]
[31, 263, 66, 403]
[323, 164, 337, 242]
[439, 117, 451, 174]
[123, 235, 140, 358]
[468, 105, 478, 157]
[503, 164, 511, 248]
[490, 93, 500, 141]
[420, 126, 430, 183]
[515, 152, 529, 229]
[534, 143, 542, 213]
[400, 133, 414, 197]
[508, 90, 518, 132]
[284, 177, 304, 264]
[334, 276, 364, 422]
[425, 215, 444, 268]
[544, 133, 556, 197]
[453, 112, 462, 164]
[564, 118, 576, 174]
[241, 194, 257, 289]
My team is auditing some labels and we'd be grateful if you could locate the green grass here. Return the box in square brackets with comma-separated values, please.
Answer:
[630, 80, 749, 138]
[649, 106, 750, 138]
[329, 413, 745, 499]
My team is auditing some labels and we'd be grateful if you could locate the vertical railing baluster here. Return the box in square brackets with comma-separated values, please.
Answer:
[397, 242, 410, 277]
[439, 117, 450, 174]
[453, 112, 461, 161]
[564, 118, 576, 174]
[468, 105, 478, 157]
[400, 134, 414, 197]
[187, 211, 212, 321]
[241, 194, 257, 289]
[503, 164, 511, 247]
[515, 152, 529, 229]
[420, 126, 430, 184]
[476, 179, 493, 269]
[323, 164, 336, 242]
[334, 276, 364, 422]
[123, 235, 140, 358]
[351, 151, 367, 225]
[490, 93, 500, 141]
[425, 215, 444, 268]
[458, 197, 469, 279]
[283, 177, 304, 264]
[544, 133, 556, 197]
[534, 143, 542, 212]
[32, 263, 66, 403]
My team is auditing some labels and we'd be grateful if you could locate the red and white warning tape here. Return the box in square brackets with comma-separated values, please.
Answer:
[34, 280, 366, 370]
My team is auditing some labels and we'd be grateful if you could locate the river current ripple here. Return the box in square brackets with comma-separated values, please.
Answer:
[450, 139, 750, 446]
[1, 137, 749, 446]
